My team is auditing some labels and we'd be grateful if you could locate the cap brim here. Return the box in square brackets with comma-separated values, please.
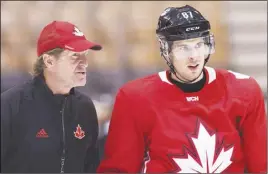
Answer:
[64, 39, 102, 52]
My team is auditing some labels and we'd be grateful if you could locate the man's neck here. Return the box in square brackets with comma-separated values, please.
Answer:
[43, 72, 71, 95]
[171, 71, 204, 84]
[168, 70, 206, 93]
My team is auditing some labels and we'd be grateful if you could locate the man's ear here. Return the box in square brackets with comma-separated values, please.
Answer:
[43, 54, 56, 68]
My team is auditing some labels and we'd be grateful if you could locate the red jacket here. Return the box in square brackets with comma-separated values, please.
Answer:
[98, 67, 267, 173]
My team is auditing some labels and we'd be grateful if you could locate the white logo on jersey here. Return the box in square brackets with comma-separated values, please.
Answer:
[173, 122, 234, 173]
[186, 96, 199, 102]
[228, 70, 250, 79]
[73, 26, 84, 37]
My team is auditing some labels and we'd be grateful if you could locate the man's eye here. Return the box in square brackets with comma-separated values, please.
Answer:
[180, 46, 190, 51]
[196, 42, 204, 48]
[177, 46, 186, 50]
[71, 54, 79, 59]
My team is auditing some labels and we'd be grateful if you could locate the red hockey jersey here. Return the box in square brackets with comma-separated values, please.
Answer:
[97, 67, 267, 173]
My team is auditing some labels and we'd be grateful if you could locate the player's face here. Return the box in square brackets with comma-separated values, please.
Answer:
[170, 37, 207, 82]
[53, 49, 89, 87]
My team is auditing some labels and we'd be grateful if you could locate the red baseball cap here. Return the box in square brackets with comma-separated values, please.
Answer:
[37, 21, 102, 57]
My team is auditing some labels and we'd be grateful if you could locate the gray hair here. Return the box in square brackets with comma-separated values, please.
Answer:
[33, 48, 64, 76]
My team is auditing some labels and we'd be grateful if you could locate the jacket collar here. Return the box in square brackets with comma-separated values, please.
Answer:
[33, 74, 75, 106]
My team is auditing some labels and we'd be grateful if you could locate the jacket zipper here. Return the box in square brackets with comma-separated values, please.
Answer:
[60, 97, 67, 173]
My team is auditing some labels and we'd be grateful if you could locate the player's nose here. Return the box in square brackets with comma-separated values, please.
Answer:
[189, 49, 199, 57]
[188, 55, 198, 62]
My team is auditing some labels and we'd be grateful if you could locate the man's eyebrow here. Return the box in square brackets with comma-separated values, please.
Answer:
[173, 43, 187, 47]
[173, 41, 204, 47]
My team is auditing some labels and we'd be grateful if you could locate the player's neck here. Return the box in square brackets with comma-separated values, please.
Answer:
[171, 72, 204, 84]
[43, 72, 71, 95]
[168, 70, 206, 93]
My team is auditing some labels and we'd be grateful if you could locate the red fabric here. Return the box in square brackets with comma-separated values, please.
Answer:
[37, 21, 101, 56]
[97, 67, 267, 173]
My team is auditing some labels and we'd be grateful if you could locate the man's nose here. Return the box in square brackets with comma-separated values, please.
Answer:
[188, 49, 199, 61]
[79, 55, 88, 68]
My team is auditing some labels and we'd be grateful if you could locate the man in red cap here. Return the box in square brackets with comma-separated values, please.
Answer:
[1, 21, 102, 173]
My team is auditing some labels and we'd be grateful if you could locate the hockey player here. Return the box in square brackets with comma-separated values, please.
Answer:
[97, 5, 267, 173]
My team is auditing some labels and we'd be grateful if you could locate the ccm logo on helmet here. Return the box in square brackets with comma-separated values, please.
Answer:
[186, 26, 200, 31]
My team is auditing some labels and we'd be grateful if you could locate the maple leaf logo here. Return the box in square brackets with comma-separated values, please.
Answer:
[73, 26, 84, 37]
[74, 124, 85, 140]
[173, 122, 234, 173]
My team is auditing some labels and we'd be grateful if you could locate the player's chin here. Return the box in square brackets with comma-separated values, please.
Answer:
[185, 70, 203, 81]
[184, 75, 198, 82]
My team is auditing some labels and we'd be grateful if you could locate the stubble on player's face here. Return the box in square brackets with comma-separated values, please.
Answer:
[170, 38, 206, 83]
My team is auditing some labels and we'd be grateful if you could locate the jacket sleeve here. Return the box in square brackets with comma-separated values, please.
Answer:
[84, 99, 100, 172]
[241, 79, 267, 173]
[1, 93, 13, 171]
[97, 89, 147, 173]
[84, 137, 100, 172]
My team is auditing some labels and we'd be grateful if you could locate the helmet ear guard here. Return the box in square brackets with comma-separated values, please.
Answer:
[157, 35, 177, 75]
[202, 33, 215, 56]
[205, 34, 215, 55]
[157, 35, 169, 61]
[203, 33, 215, 62]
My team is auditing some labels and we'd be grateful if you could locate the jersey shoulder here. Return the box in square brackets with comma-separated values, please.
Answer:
[215, 68, 263, 99]
[119, 73, 163, 96]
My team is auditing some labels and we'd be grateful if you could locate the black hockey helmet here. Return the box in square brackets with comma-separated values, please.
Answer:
[156, 5, 215, 64]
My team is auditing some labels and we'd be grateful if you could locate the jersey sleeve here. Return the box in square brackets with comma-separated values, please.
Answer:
[97, 89, 147, 173]
[241, 78, 267, 173]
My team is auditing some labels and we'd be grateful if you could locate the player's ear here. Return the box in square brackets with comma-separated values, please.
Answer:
[43, 54, 56, 68]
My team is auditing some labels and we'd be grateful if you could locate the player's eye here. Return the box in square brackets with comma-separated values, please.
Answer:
[178, 46, 187, 51]
[196, 42, 204, 48]
[182, 46, 190, 51]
